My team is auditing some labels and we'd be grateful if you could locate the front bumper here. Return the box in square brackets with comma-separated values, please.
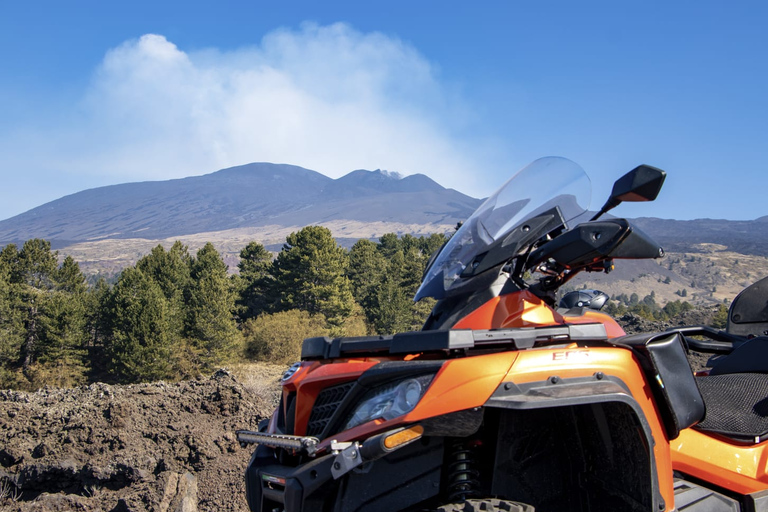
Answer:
[245, 444, 337, 512]
[245, 437, 445, 512]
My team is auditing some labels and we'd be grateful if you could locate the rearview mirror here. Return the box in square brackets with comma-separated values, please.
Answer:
[592, 165, 666, 221]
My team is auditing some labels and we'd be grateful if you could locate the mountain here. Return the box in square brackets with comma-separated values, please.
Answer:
[631, 217, 768, 257]
[0, 163, 481, 244]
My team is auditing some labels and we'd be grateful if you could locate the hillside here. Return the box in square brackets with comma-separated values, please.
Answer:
[632, 217, 768, 257]
[0, 163, 480, 243]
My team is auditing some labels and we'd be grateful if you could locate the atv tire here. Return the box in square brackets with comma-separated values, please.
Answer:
[436, 499, 535, 511]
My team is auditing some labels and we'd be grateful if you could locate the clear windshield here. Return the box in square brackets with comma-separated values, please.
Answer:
[415, 157, 591, 301]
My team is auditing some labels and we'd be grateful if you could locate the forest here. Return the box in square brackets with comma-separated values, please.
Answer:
[0, 226, 725, 391]
[0, 228, 447, 390]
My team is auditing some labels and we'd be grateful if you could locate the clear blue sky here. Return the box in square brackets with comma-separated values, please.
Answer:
[0, 1, 766, 221]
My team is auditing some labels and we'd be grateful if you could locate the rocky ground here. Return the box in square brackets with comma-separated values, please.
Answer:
[0, 367, 282, 512]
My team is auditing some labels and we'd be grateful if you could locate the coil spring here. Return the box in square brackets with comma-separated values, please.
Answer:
[446, 440, 481, 502]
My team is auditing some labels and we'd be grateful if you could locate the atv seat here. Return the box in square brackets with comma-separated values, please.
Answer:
[693, 338, 768, 442]
[695, 372, 768, 443]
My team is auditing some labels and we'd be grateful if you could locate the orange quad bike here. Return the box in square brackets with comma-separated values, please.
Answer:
[237, 157, 768, 512]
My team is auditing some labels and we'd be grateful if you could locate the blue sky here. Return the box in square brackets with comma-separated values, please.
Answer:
[0, 1, 766, 222]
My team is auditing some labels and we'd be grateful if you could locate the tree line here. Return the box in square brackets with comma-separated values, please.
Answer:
[0, 228, 447, 390]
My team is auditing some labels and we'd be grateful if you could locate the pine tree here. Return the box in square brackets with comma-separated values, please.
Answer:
[83, 277, 113, 380]
[134, 242, 190, 340]
[185, 243, 242, 370]
[106, 267, 178, 383]
[55, 256, 87, 294]
[0, 240, 90, 388]
[347, 239, 387, 326]
[235, 241, 274, 321]
[15, 240, 59, 376]
[0, 261, 25, 388]
[272, 226, 356, 332]
[373, 251, 414, 334]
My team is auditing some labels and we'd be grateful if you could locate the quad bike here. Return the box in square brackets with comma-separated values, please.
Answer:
[237, 157, 768, 511]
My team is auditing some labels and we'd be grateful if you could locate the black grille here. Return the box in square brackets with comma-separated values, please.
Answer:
[306, 381, 355, 437]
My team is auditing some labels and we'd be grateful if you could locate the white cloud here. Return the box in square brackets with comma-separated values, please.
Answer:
[88, 25, 483, 181]
[2, 23, 501, 212]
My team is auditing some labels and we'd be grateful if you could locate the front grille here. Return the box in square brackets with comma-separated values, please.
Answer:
[306, 382, 355, 437]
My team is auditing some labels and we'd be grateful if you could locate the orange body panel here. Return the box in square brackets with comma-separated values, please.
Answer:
[453, 290, 564, 329]
[453, 291, 626, 338]
[506, 346, 675, 510]
[277, 292, 680, 509]
[672, 428, 768, 494]
[407, 351, 519, 419]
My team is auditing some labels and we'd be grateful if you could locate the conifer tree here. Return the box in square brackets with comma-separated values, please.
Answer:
[347, 239, 387, 326]
[106, 267, 177, 382]
[0, 240, 90, 388]
[235, 241, 274, 321]
[0, 260, 24, 388]
[135, 242, 190, 334]
[372, 251, 414, 334]
[185, 243, 241, 369]
[272, 226, 356, 332]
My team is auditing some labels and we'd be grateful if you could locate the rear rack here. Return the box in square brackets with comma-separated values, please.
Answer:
[301, 323, 608, 360]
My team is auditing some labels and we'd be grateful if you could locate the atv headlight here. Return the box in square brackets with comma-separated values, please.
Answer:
[344, 374, 434, 430]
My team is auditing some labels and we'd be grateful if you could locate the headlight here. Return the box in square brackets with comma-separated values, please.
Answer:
[344, 374, 434, 430]
[281, 361, 302, 383]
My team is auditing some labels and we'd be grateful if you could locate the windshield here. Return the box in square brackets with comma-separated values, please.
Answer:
[414, 157, 591, 301]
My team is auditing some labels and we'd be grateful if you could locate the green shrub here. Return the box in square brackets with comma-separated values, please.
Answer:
[243, 310, 329, 365]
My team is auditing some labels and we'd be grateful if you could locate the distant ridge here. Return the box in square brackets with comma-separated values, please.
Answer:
[631, 217, 768, 257]
[0, 163, 481, 243]
[2, 162, 767, 260]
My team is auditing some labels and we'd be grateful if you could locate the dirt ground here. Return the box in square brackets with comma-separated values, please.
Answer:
[0, 365, 283, 512]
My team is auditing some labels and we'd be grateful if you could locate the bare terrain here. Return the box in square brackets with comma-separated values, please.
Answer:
[0, 365, 284, 512]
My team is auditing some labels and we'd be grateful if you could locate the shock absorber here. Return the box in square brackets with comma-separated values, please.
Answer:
[446, 439, 481, 502]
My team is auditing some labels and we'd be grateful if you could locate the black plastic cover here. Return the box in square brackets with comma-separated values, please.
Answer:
[610, 164, 666, 204]
[613, 331, 705, 439]
[301, 324, 608, 360]
[727, 275, 768, 337]
[709, 337, 768, 375]
[528, 218, 663, 272]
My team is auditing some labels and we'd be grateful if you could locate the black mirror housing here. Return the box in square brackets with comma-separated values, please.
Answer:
[610, 164, 667, 204]
[592, 164, 666, 221]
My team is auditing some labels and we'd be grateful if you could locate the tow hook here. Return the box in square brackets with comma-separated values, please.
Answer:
[330, 441, 362, 479]
[329, 424, 425, 480]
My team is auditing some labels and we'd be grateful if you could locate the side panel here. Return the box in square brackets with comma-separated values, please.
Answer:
[671, 428, 768, 495]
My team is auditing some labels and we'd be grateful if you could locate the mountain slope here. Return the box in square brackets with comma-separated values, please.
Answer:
[631, 217, 768, 257]
[0, 163, 480, 243]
